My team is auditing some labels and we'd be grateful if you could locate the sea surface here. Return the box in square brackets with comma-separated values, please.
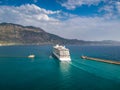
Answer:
[0, 45, 120, 90]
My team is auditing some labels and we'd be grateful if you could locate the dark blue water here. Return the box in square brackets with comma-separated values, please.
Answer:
[0, 45, 120, 90]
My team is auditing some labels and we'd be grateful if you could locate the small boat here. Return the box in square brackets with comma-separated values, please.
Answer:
[28, 55, 35, 58]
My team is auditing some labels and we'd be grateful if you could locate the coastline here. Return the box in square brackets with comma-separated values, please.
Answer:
[0, 43, 54, 46]
[1, 43, 120, 46]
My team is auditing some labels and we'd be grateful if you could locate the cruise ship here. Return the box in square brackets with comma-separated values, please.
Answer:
[53, 44, 71, 61]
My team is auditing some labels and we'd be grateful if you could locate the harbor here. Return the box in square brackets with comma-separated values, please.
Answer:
[81, 56, 120, 65]
[0, 45, 120, 90]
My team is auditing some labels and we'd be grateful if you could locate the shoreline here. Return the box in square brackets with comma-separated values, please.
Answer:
[1, 43, 120, 46]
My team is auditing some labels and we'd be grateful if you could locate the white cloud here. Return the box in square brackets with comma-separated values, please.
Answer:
[99, 5, 114, 13]
[46, 16, 120, 41]
[98, 1, 120, 19]
[99, 5, 115, 19]
[0, 4, 60, 22]
[0, 4, 120, 41]
[59, 0, 105, 10]
[18, 4, 60, 15]
[116, 2, 120, 13]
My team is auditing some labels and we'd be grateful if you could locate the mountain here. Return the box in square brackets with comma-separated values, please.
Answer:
[0, 23, 79, 45]
[0, 23, 68, 45]
[0, 23, 120, 45]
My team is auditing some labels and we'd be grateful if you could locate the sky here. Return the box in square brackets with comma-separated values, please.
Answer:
[0, 0, 120, 41]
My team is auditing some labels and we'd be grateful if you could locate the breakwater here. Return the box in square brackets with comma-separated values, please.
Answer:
[81, 56, 120, 65]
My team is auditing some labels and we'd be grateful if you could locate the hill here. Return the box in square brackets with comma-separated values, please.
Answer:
[0, 23, 120, 45]
[0, 23, 70, 45]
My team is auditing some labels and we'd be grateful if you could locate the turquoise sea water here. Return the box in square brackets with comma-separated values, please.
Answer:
[0, 45, 120, 90]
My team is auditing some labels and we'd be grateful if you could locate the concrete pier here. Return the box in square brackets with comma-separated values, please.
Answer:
[81, 56, 120, 65]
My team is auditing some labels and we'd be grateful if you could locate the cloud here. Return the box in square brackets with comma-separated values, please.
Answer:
[99, 5, 115, 19]
[0, 4, 120, 41]
[116, 1, 120, 13]
[46, 16, 120, 41]
[58, 0, 105, 10]
[0, 4, 60, 22]
[98, 1, 120, 19]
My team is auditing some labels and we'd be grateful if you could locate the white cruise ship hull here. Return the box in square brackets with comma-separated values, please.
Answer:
[53, 52, 71, 61]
